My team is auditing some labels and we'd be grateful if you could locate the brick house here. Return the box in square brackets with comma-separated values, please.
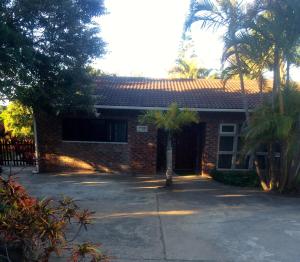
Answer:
[35, 77, 270, 175]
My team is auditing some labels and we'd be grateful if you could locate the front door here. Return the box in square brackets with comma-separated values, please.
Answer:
[156, 123, 205, 174]
[174, 123, 204, 174]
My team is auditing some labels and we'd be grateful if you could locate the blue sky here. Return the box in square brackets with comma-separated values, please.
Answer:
[93, 0, 300, 80]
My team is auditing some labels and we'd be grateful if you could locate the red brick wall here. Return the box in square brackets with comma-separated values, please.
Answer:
[200, 112, 245, 175]
[36, 110, 245, 175]
[36, 110, 157, 174]
[202, 121, 219, 174]
[128, 118, 157, 174]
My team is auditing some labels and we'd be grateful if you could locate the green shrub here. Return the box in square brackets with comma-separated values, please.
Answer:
[0, 176, 109, 262]
[210, 169, 260, 187]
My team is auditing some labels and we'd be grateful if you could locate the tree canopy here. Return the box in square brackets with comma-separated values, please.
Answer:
[0, 102, 33, 138]
[0, 0, 106, 112]
[139, 103, 199, 134]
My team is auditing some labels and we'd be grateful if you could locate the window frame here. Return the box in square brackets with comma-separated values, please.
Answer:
[217, 123, 251, 171]
[61, 118, 128, 144]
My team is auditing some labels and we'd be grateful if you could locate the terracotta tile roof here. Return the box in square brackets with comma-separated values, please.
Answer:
[94, 77, 271, 111]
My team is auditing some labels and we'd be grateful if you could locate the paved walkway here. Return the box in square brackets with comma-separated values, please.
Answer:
[9, 167, 300, 262]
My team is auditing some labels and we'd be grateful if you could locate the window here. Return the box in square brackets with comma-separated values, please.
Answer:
[217, 123, 250, 170]
[255, 143, 280, 170]
[62, 118, 128, 143]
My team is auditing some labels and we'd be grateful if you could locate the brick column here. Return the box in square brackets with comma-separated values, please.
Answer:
[202, 121, 219, 175]
[128, 119, 157, 175]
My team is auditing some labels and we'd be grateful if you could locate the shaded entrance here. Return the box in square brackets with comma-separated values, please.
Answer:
[156, 123, 205, 174]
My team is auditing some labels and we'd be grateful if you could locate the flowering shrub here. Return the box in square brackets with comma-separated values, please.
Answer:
[0, 176, 109, 262]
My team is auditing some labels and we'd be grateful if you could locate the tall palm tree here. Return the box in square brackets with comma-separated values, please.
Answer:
[139, 103, 199, 186]
[248, 0, 300, 106]
[248, 0, 300, 191]
[185, 0, 251, 122]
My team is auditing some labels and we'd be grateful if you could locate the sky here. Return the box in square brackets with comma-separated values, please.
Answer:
[93, 0, 300, 80]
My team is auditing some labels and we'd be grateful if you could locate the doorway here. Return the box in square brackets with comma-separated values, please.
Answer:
[156, 123, 205, 174]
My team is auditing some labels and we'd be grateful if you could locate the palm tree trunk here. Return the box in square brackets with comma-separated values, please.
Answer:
[254, 157, 270, 191]
[286, 59, 290, 88]
[279, 141, 289, 192]
[165, 132, 173, 186]
[273, 45, 284, 114]
[234, 44, 250, 124]
[33, 112, 40, 173]
[273, 45, 287, 192]
[269, 143, 277, 190]
[258, 73, 264, 101]
[287, 116, 300, 190]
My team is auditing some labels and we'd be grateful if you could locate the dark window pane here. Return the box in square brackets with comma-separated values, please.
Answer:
[219, 136, 234, 151]
[221, 125, 235, 133]
[62, 118, 80, 141]
[111, 120, 127, 142]
[235, 154, 250, 169]
[62, 119, 127, 142]
[218, 154, 232, 169]
[89, 119, 107, 141]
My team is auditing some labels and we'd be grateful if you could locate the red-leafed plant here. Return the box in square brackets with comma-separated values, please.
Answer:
[0, 176, 109, 262]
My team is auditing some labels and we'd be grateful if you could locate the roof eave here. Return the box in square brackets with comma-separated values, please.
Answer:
[94, 105, 252, 113]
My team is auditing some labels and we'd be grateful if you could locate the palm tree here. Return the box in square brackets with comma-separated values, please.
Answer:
[244, 87, 300, 192]
[247, 0, 300, 191]
[139, 103, 199, 186]
[185, 0, 251, 122]
[168, 58, 211, 79]
[248, 0, 300, 106]
[221, 27, 273, 96]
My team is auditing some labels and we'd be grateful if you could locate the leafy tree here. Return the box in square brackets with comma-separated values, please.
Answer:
[86, 66, 117, 77]
[0, 0, 105, 112]
[139, 103, 199, 186]
[0, 102, 33, 138]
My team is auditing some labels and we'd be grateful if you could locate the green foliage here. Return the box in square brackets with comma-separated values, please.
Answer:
[210, 169, 260, 187]
[244, 87, 300, 153]
[186, 0, 300, 89]
[86, 66, 117, 77]
[244, 87, 300, 191]
[0, 0, 106, 112]
[0, 102, 33, 138]
[168, 58, 211, 79]
[139, 103, 199, 133]
[0, 176, 109, 261]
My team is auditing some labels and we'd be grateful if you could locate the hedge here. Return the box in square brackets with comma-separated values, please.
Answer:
[210, 169, 260, 187]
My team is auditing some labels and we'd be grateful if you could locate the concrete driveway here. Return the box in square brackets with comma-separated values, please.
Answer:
[12, 168, 300, 262]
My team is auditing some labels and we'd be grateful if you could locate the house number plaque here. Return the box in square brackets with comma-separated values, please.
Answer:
[136, 125, 148, 132]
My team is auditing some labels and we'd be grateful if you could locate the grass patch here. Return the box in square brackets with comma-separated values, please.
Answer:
[210, 169, 260, 187]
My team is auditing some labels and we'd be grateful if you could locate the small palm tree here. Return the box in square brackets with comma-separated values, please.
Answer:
[139, 103, 199, 186]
